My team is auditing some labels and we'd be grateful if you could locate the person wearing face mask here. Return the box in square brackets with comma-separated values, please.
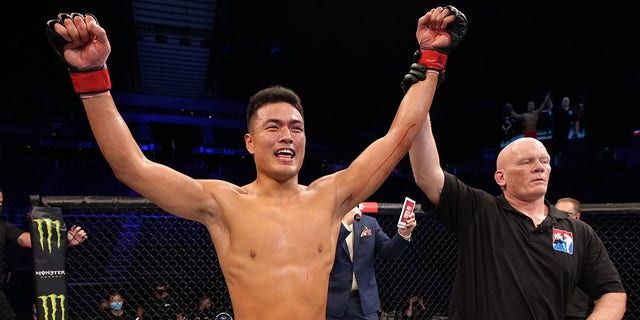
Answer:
[138, 283, 179, 320]
[101, 292, 138, 319]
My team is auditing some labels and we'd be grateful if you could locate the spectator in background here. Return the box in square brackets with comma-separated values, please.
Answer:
[100, 292, 138, 320]
[139, 283, 179, 320]
[549, 95, 579, 162]
[499, 102, 517, 146]
[92, 298, 111, 318]
[500, 114, 516, 144]
[504, 91, 552, 139]
[183, 296, 213, 320]
[555, 197, 591, 320]
[326, 205, 416, 320]
[570, 102, 586, 140]
[403, 294, 428, 319]
[1, 187, 88, 320]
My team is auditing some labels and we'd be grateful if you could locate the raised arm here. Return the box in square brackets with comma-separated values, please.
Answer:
[331, 6, 467, 215]
[535, 91, 553, 114]
[409, 114, 445, 206]
[45, 13, 216, 222]
[505, 102, 524, 119]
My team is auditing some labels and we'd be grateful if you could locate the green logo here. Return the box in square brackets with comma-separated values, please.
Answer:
[37, 294, 66, 320]
[33, 218, 62, 254]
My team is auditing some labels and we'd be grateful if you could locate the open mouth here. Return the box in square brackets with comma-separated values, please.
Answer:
[274, 148, 295, 159]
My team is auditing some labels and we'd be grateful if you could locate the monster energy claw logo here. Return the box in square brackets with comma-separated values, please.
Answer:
[33, 218, 62, 254]
[38, 294, 66, 320]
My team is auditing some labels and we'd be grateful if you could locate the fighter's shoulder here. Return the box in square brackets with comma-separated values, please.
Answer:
[199, 178, 245, 195]
[305, 172, 338, 190]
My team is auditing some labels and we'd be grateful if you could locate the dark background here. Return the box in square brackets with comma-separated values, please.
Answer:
[2, 0, 639, 204]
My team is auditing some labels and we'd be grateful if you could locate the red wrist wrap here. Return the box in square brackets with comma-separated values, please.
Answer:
[69, 67, 112, 94]
[418, 50, 448, 71]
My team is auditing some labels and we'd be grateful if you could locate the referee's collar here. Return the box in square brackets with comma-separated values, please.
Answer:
[496, 194, 566, 219]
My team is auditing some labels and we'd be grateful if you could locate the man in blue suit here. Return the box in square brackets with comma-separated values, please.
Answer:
[327, 205, 417, 319]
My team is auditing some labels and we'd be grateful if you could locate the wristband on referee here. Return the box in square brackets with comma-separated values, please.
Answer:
[69, 65, 112, 97]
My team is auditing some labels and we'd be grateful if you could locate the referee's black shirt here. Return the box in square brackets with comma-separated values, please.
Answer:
[422, 172, 625, 320]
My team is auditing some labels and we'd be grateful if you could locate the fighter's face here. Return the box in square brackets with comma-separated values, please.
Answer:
[245, 102, 306, 181]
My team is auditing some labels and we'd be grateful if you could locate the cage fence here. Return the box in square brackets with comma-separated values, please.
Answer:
[7, 197, 640, 319]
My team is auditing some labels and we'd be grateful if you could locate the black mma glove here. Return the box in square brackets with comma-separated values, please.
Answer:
[401, 54, 428, 93]
[45, 13, 112, 97]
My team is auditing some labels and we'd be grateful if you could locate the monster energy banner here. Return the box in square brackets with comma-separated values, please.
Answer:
[28, 206, 68, 320]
